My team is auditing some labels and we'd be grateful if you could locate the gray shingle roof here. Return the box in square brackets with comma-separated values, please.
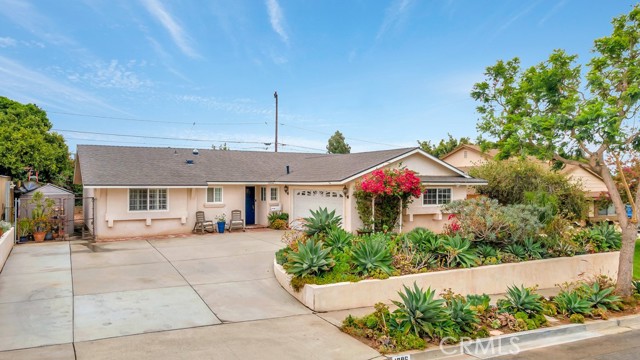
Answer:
[419, 176, 487, 184]
[76, 145, 424, 186]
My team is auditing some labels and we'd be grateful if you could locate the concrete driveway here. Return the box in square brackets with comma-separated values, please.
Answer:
[0, 231, 381, 360]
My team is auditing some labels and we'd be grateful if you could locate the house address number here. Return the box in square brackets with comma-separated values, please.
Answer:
[391, 355, 410, 360]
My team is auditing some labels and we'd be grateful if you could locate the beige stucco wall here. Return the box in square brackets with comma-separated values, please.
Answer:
[275, 251, 620, 312]
[442, 149, 488, 170]
[0, 176, 12, 221]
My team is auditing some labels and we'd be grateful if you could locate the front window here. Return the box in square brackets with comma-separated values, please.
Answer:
[260, 186, 267, 201]
[129, 188, 167, 211]
[207, 187, 223, 203]
[423, 188, 452, 205]
[270, 187, 279, 201]
[598, 204, 616, 216]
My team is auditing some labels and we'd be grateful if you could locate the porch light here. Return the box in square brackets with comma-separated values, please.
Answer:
[284, 185, 289, 195]
[342, 186, 349, 199]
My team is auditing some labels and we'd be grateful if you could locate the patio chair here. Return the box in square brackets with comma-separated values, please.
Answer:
[228, 209, 245, 232]
[192, 211, 215, 234]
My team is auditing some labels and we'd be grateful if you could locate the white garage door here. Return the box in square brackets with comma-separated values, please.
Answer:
[292, 189, 345, 221]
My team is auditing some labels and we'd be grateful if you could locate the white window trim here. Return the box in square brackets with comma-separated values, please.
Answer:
[128, 188, 169, 212]
[422, 187, 452, 206]
[270, 187, 279, 202]
[260, 186, 267, 202]
[206, 187, 224, 204]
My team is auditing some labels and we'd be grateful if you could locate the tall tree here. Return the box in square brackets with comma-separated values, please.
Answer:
[471, 6, 640, 295]
[0, 97, 72, 186]
[417, 133, 471, 158]
[326, 130, 351, 154]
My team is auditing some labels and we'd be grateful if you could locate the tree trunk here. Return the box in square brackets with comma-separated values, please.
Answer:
[615, 225, 637, 296]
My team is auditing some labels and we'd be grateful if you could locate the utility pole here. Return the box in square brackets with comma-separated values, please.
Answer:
[274, 91, 278, 152]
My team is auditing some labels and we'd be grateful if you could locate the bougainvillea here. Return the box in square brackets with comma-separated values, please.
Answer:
[354, 168, 423, 231]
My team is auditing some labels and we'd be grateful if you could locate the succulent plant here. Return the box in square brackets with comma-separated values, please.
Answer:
[501, 285, 544, 315]
[522, 238, 546, 259]
[446, 297, 480, 334]
[553, 291, 594, 315]
[406, 227, 442, 253]
[589, 222, 622, 251]
[440, 235, 478, 268]
[285, 238, 334, 277]
[476, 244, 498, 259]
[303, 207, 342, 237]
[583, 282, 621, 311]
[324, 226, 354, 252]
[391, 283, 448, 338]
[503, 244, 527, 261]
[351, 234, 393, 275]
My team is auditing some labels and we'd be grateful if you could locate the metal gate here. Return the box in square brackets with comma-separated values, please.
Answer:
[14, 196, 95, 243]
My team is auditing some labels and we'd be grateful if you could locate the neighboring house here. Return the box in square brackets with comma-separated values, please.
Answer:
[0, 175, 12, 222]
[74, 145, 487, 239]
[441, 144, 611, 220]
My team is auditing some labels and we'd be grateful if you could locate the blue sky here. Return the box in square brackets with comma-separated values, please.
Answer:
[0, 0, 637, 153]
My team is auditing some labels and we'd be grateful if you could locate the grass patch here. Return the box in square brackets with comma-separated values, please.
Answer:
[635, 240, 640, 280]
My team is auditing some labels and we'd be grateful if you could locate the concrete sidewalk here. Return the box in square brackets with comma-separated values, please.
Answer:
[0, 231, 381, 360]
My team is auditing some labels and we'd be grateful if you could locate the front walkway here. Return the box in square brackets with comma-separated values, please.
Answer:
[0, 231, 381, 360]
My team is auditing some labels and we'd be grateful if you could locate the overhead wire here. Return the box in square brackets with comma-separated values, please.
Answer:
[47, 110, 268, 126]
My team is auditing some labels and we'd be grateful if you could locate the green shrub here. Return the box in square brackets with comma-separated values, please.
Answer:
[324, 226, 354, 252]
[633, 280, 640, 295]
[503, 244, 527, 261]
[268, 211, 289, 227]
[312, 252, 361, 285]
[391, 283, 448, 338]
[553, 291, 594, 315]
[500, 285, 544, 315]
[303, 207, 342, 236]
[285, 238, 334, 277]
[466, 294, 491, 313]
[589, 222, 622, 251]
[446, 297, 480, 335]
[542, 302, 558, 316]
[476, 244, 498, 260]
[275, 247, 290, 265]
[352, 234, 394, 275]
[442, 198, 543, 245]
[440, 234, 479, 268]
[270, 219, 288, 230]
[569, 314, 585, 323]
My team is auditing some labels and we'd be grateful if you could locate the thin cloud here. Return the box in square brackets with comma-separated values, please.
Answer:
[265, 0, 289, 45]
[0, 55, 121, 112]
[0, 36, 16, 47]
[539, 0, 567, 26]
[140, 0, 200, 59]
[66, 59, 152, 91]
[377, 0, 415, 40]
[0, 0, 74, 46]
[495, 1, 540, 36]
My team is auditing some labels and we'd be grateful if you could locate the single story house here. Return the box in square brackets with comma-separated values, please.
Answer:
[74, 145, 487, 239]
[441, 144, 611, 220]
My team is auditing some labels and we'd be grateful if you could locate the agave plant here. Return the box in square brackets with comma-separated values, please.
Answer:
[553, 291, 594, 315]
[589, 222, 622, 251]
[285, 238, 335, 277]
[303, 207, 342, 237]
[503, 244, 527, 261]
[633, 280, 640, 295]
[583, 282, 622, 311]
[351, 234, 394, 275]
[407, 227, 442, 253]
[440, 235, 478, 268]
[522, 238, 546, 260]
[501, 285, 543, 315]
[476, 244, 498, 259]
[446, 297, 480, 335]
[324, 226, 354, 252]
[391, 283, 448, 338]
[466, 294, 491, 310]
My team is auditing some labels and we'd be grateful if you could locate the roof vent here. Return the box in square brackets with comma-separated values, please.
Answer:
[192, 148, 199, 155]
[186, 159, 194, 165]
[286, 165, 290, 174]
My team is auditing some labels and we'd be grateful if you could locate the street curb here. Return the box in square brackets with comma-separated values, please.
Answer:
[386, 314, 640, 359]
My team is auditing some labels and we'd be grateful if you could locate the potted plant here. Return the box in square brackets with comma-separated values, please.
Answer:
[216, 213, 226, 233]
[29, 191, 49, 242]
[43, 198, 56, 240]
[17, 217, 31, 242]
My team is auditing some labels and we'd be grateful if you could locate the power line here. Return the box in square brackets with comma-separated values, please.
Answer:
[47, 110, 268, 126]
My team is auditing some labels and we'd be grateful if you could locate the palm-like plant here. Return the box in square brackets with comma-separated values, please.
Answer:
[285, 238, 335, 277]
[476, 244, 498, 259]
[501, 285, 543, 315]
[391, 283, 448, 338]
[351, 235, 393, 275]
[440, 235, 478, 268]
[303, 207, 342, 236]
[407, 227, 441, 253]
[583, 282, 622, 311]
[554, 291, 594, 315]
[589, 222, 622, 251]
[324, 226, 353, 252]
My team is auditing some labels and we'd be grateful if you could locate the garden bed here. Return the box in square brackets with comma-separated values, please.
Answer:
[274, 251, 620, 312]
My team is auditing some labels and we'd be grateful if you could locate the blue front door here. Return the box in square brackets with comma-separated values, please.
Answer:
[245, 187, 256, 225]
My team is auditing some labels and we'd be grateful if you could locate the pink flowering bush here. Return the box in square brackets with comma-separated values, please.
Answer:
[354, 168, 423, 231]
